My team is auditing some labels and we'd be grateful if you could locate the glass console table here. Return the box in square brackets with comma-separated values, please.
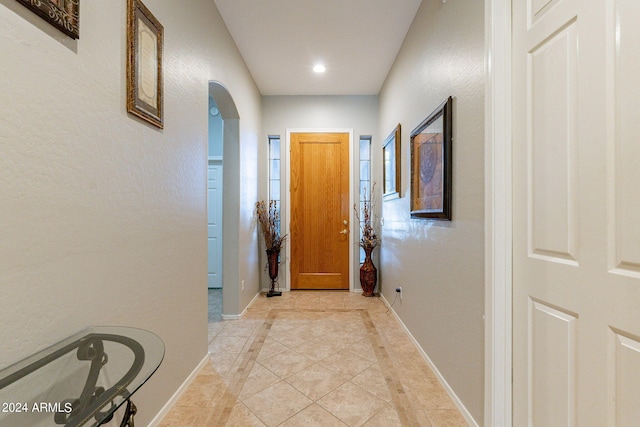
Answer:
[0, 327, 164, 427]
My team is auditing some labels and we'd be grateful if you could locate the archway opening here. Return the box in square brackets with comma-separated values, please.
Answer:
[207, 81, 240, 324]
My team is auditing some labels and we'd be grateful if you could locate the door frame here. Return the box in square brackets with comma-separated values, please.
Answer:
[485, 0, 512, 426]
[282, 128, 355, 292]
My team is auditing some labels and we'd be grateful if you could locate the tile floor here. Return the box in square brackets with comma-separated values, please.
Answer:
[160, 291, 468, 426]
[208, 288, 223, 323]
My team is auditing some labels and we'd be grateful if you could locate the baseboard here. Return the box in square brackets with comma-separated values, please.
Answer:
[147, 354, 209, 427]
[221, 290, 261, 320]
[380, 294, 480, 427]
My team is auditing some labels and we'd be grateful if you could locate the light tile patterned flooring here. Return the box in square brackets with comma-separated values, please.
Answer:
[160, 291, 468, 426]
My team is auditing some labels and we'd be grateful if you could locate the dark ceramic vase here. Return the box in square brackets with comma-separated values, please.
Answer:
[360, 247, 377, 297]
[266, 249, 282, 297]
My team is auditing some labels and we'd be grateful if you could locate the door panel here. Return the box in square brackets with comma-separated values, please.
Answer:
[528, 20, 578, 263]
[512, 0, 640, 425]
[290, 132, 350, 290]
[208, 162, 223, 288]
[528, 300, 578, 426]
[613, 0, 640, 275]
[611, 331, 640, 426]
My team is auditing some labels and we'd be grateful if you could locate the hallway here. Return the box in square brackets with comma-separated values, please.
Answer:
[160, 292, 468, 426]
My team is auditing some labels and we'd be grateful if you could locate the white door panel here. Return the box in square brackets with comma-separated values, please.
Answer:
[208, 162, 223, 288]
[513, 0, 640, 425]
[611, 0, 640, 276]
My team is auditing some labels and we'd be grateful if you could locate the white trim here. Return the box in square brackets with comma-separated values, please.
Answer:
[147, 354, 209, 427]
[380, 294, 479, 427]
[284, 128, 355, 292]
[221, 290, 261, 320]
[485, 0, 513, 426]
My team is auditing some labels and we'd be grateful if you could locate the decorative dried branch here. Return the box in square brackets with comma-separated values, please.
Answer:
[256, 200, 287, 251]
[354, 183, 381, 250]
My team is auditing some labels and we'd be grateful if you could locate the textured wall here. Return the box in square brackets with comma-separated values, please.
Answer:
[0, 0, 260, 424]
[378, 0, 485, 423]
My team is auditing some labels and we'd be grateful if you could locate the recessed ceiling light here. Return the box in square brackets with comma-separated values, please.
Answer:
[313, 64, 326, 73]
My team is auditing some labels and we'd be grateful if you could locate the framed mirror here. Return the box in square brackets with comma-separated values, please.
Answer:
[410, 97, 453, 220]
[382, 124, 401, 200]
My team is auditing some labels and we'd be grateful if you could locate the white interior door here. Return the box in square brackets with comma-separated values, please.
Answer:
[208, 161, 223, 288]
[512, 0, 640, 425]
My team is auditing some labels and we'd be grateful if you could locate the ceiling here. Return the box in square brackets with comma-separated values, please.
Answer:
[213, 0, 423, 96]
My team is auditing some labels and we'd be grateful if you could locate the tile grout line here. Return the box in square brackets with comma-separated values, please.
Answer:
[207, 309, 277, 426]
[360, 309, 422, 426]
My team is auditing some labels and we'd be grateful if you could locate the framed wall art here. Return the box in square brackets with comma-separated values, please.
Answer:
[16, 0, 80, 39]
[410, 97, 453, 220]
[127, 0, 163, 128]
[382, 124, 401, 200]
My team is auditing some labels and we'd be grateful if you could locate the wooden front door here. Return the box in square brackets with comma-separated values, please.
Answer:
[290, 132, 350, 290]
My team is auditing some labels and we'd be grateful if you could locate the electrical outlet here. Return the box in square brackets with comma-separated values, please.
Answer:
[241, 280, 245, 292]
[395, 286, 403, 300]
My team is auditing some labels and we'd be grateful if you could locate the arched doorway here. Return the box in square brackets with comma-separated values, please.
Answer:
[207, 81, 240, 322]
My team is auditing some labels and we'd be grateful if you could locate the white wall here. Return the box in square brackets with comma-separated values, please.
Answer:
[261, 95, 379, 291]
[0, 0, 260, 424]
[378, 0, 485, 423]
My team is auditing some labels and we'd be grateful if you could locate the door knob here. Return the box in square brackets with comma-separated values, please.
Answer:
[343, 220, 348, 225]
[339, 229, 349, 235]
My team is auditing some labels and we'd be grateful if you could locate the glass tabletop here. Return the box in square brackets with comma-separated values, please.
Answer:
[0, 326, 164, 427]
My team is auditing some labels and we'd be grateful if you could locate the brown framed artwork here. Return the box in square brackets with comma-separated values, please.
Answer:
[16, 0, 80, 39]
[382, 124, 401, 201]
[127, 0, 163, 128]
[410, 97, 453, 220]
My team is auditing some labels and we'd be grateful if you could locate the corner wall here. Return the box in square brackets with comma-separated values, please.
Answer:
[378, 0, 485, 423]
[0, 0, 260, 424]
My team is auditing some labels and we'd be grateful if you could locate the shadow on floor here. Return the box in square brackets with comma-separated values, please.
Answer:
[208, 288, 222, 323]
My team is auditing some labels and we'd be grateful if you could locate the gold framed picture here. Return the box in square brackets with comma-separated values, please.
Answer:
[127, 0, 163, 128]
[16, 0, 80, 39]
